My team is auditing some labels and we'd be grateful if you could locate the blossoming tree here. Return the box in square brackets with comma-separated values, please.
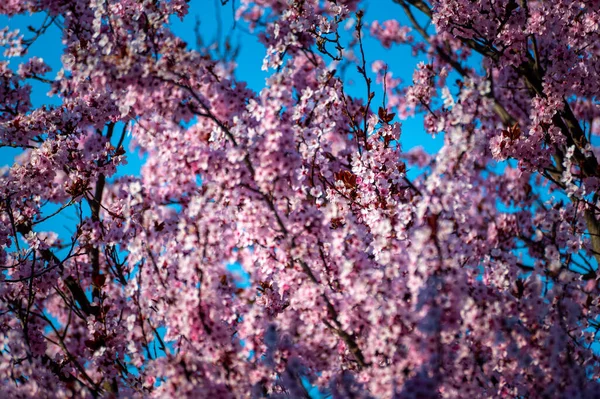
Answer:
[2, 0, 600, 397]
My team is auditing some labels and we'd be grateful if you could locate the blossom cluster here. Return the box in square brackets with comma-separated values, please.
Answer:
[1, 0, 600, 398]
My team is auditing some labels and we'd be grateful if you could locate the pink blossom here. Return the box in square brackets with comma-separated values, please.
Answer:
[2, 0, 600, 397]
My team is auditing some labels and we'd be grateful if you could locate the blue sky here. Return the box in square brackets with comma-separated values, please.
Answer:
[0, 0, 441, 170]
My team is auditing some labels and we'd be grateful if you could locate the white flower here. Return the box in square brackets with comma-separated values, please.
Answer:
[129, 181, 142, 196]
